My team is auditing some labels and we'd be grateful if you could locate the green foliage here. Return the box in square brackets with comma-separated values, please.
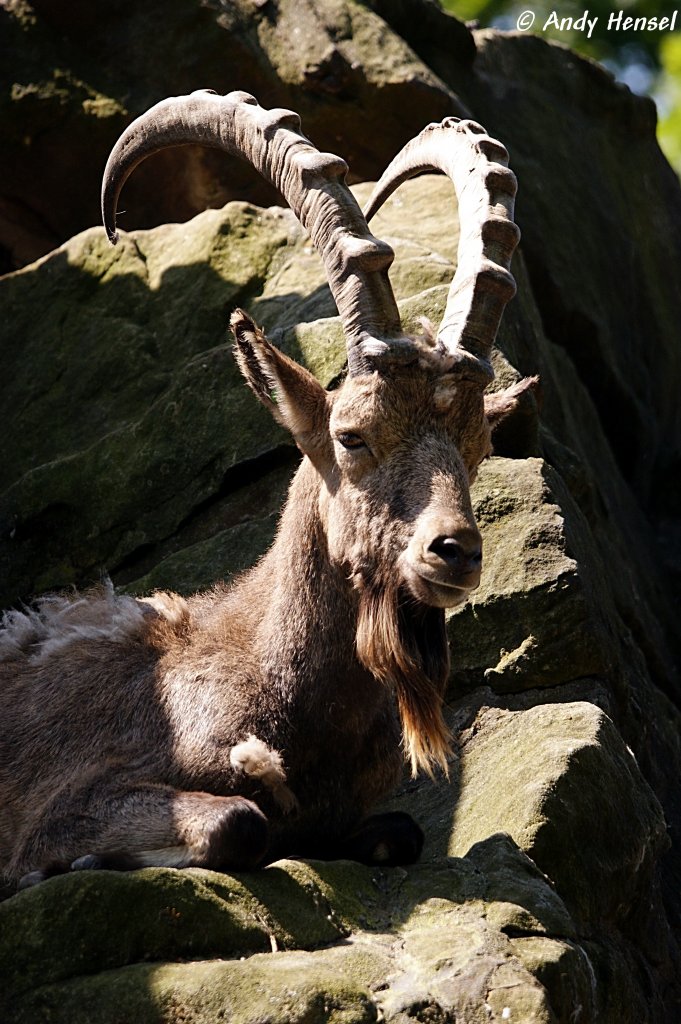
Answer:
[659, 33, 681, 170]
[442, 0, 681, 175]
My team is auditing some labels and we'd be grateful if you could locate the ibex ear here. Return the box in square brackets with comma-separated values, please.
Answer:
[231, 309, 330, 455]
[484, 375, 539, 430]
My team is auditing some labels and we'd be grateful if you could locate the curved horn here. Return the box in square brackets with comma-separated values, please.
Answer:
[102, 89, 409, 377]
[364, 117, 520, 381]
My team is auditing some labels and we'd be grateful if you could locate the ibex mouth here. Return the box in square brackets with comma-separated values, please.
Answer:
[401, 530, 482, 609]
[403, 563, 480, 610]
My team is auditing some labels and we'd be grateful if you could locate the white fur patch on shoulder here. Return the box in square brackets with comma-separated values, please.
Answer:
[230, 735, 299, 814]
[0, 580, 154, 664]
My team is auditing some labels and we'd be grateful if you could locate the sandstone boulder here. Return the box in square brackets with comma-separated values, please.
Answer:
[0, 0, 465, 272]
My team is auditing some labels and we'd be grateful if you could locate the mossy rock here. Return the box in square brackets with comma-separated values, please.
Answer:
[0, 0, 460, 271]
[447, 457, 604, 693]
[384, 698, 666, 927]
[1, 839, 580, 1024]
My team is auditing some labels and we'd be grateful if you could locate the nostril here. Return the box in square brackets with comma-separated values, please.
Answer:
[428, 537, 482, 568]
[428, 537, 461, 564]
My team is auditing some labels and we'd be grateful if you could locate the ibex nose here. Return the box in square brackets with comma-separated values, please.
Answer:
[404, 516, 483, 607]
[427, 535, 483, 575]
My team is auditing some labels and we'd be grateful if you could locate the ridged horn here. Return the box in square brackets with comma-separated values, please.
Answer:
[364, 117, 520, 381]
[101, 89, 411, 377]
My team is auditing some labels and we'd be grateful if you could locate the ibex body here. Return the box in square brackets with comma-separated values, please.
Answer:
[0, 92, 533, 889]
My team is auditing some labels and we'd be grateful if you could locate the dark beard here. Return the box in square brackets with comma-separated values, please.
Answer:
[355, 579, 452, 778]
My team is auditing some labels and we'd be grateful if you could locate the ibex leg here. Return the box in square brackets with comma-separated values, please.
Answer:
[337, 811, 424, 866]
[12, 774, 268, 888]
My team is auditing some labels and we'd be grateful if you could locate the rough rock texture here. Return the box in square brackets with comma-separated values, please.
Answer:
[0, 0, 468, 272]
[0, 842, 579, 1023]
[2, 1, 681, 1021]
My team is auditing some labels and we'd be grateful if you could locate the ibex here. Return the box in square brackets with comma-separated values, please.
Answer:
[0, 91, 534, 890]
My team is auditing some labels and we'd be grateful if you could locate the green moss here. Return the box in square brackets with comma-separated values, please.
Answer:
[447, 458, 604, 693]
[11, 946, 384, 1024]
[280, 318, 347, 386]
[510, 936, 597, 1021]
[10, 69, 125, 119]
[448, 702, 665, 929]
[2, 830, 659, 1022]
[81, 95, 125, 118]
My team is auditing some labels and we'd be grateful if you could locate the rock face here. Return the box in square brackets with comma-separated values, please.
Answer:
[2, 1, 681, 1021]
[0, 0, 468, 272]
[0, 842, 585, 1024]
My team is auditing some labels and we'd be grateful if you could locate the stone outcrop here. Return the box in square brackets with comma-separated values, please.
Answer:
[0, 0, 467, 272]
[0, 840, 582, 1023]
[2, 1, 681, 1020]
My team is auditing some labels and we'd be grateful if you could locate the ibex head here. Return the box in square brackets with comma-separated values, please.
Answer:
[102, 91, 535, 775]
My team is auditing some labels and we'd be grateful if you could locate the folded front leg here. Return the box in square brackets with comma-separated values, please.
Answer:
[12, 774, 269, 889]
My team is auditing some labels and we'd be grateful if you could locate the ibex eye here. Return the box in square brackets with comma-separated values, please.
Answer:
[337, 432, 366, 450]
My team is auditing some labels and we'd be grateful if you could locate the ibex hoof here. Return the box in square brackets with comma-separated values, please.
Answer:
[70, 854, 103, 871]
[340, 811, 425, 866]
[18, 869, 47, 889]
[17, 859, 71, 889]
